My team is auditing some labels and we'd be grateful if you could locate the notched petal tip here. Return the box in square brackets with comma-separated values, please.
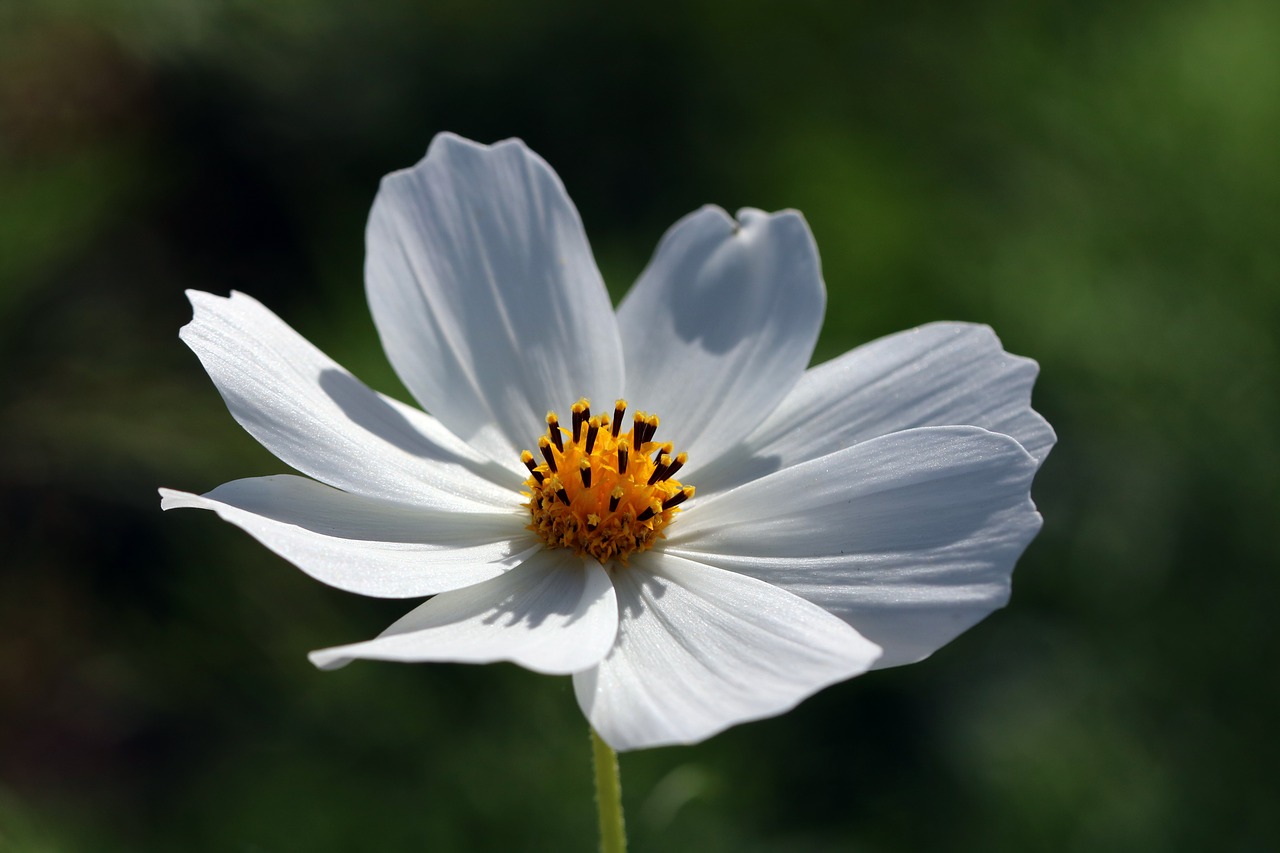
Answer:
[157, 486, 199, 511]
[183, 288, 253, 311]
[425, 130, 531, 156]
[177, 289, 220, 340]
[732, 206, 807, 231]
[678, 205, 812, 243]
[179, 289, 263, 344]
[393, 133, 544, 192]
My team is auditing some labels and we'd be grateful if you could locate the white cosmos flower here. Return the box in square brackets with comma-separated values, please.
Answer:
[160, 133, 1054, 751]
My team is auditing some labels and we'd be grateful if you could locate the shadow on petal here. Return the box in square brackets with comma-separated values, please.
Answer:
[319, 368, 520, 486]
[684, 443, 784, 498]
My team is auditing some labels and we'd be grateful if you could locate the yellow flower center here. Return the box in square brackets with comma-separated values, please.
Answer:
[521, 398, 693, 565]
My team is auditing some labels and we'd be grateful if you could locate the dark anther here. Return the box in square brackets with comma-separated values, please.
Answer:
[579, 459, 592, 489]
[556, 485, 570, 505]
[571, 399, 590, 444]
[662, 487, 693, 511]
[648, 454, 672, 485]
[618, 445, 629, 473]
[585, 418, 600, 454]
[546, 413, 563, 453]
[612, 400, 627, 435]
[608, 487, 623, 513]
[642, 415, 659, 447]
[664, 453, 687, 481]
[538, 437, 558, 472]
[521, 451, 544, 484]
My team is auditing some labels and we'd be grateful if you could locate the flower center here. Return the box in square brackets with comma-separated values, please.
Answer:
[521, 398, 693, 565]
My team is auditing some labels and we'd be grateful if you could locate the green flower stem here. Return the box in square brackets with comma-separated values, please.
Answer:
[590, 727, 627, 853]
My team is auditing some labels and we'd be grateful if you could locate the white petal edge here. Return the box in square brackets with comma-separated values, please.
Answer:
[694, 322, 1056, 496]
[181, 289, 522, 511]
[574, 551, 881, 751]
[667, 426, 1042, 669]
[365, 133, 624, 469]
[616, 206, 825, 470]
[160, 475, 537, 598]
[309, 548, 617, 676]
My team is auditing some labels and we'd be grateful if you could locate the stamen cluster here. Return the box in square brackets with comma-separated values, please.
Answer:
[521, 398, 693, 565]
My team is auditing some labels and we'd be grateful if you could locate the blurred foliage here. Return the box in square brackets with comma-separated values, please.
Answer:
[2, 0, 1278, 850]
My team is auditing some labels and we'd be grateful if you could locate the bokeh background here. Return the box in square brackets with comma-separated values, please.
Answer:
[3, 1, 1278, 850]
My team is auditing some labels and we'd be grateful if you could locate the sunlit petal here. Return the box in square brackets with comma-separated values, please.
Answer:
[310, 548, 617, 675]
[366, 133, 624, 469]
[617, 207, 824, 470]
[668, 426, 1041, 668]
[161, 476, 535, 598]
[574, 551, 880, 751]
[181, 290, 522, 510]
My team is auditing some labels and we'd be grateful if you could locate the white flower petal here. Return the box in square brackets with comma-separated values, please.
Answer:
[573, 552, 881, 751]
[667, 426, 1041, 669]
[160, 476, 536, 598]
[365, 133, 624, 467]
[309, 548, 617, 675]
[616, 207, 825, 469]
[695, 322, 1056, 496]
[181, 290, 521, 511]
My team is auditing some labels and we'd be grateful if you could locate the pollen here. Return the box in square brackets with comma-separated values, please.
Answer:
[521, 398, 693, 565]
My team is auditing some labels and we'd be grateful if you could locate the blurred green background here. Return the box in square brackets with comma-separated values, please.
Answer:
[2, 1, 1278, 850]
